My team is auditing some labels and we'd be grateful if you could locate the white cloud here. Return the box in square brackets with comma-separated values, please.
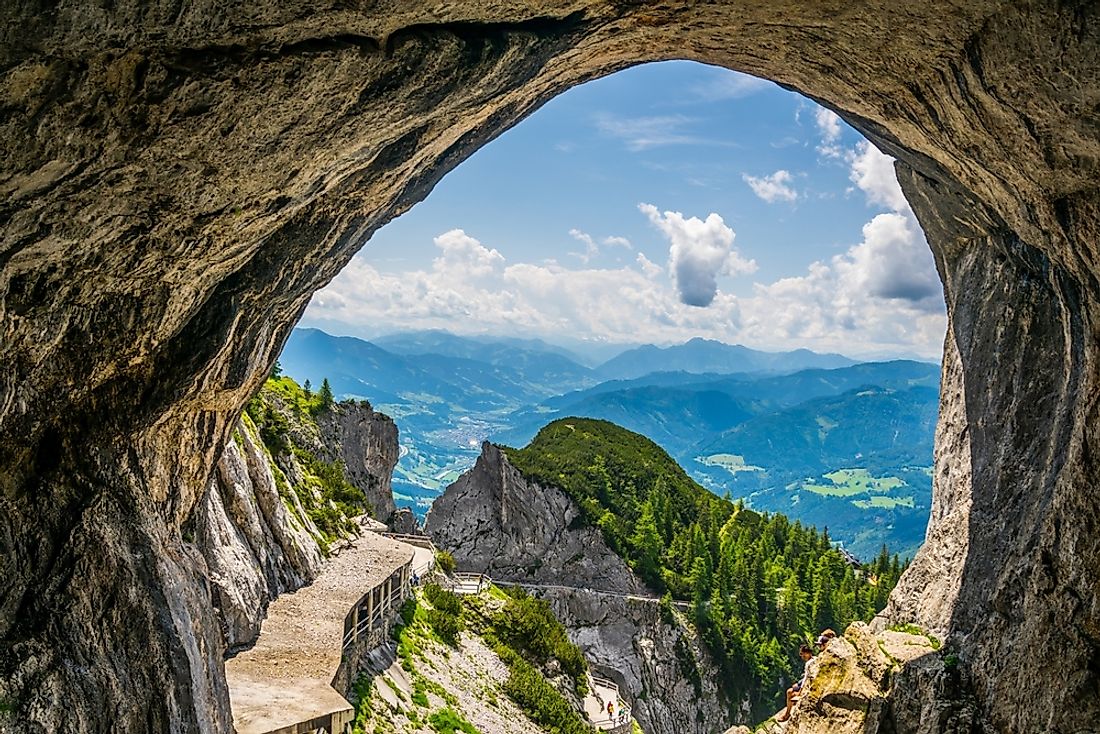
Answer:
[849, 141, 909, 212]
[815, 106, 845, 158]
[431, 229, 504, 278]
[689, 70, 771, 102]
[815, 107, 842, 143]
[568, 229, 599, 263]
[569, 229, 632, 263]
[639, 203, 757, 307]
[636, 252, 663, 278]
[595, 113, 702, 151]
[742, 170, 799, 203]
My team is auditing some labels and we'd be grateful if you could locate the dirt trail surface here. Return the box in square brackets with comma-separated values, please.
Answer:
[225, 531, 414, 734]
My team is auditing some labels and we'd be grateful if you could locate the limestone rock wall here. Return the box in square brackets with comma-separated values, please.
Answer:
[425, 443, 734, 734]
[191, 420, 324, 649]
[316, 402, 400, 523]
[425, 442, 643, 594]
[1, 1, 1098, 731]
[546, 590, 733, 734]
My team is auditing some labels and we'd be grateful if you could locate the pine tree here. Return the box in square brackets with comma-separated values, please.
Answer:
[303, 379, 312, 397]
[630, 500, 663, 581]
[318, 378, 334, 411]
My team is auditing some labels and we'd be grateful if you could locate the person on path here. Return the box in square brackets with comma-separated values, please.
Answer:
[777, 644, 814, 722]
[816, 628, 836, 651]
[607, 700, 614, 719]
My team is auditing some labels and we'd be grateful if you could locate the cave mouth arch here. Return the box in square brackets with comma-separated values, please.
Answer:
[1, 3, 1097, 733]
[303, 57, 946, 563]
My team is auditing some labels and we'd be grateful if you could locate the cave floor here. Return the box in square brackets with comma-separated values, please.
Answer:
[224, 531, 415, 734]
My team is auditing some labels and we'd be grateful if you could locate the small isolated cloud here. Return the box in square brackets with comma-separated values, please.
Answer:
[569, 229, 633, 263]
[815, 106, 844, 158]
[849, 141, 909, 212]
[639, 203, 757, 307]
[743, 170, 799, 203]
[595, 113, 701, 151]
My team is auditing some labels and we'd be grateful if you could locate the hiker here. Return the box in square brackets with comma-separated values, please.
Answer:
[607, 700, 614, 719]
[816, 628, 836, 651]
[777, 644, 814, 722]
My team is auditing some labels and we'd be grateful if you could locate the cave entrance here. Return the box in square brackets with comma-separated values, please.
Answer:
[290, 60, 945, 566]
[2, 3, 1096, 733]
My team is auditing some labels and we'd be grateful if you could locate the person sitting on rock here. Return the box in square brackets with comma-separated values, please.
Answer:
[777, 644, 814, 722]
[816, 628, 836, 651]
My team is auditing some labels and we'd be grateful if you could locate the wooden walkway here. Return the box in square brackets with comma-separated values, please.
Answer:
[225, 531, 416, 734]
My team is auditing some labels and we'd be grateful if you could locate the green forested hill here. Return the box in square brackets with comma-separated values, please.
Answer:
[503, 418, 904, 718]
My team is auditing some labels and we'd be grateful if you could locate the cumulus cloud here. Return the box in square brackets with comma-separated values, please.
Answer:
[849, 141, 909, 212]
[742, 170, 799, 203]
[432, 229, 504, 278]
[636, 252, 663, 278]
[639, 203, 757, 307]
[815, 106, 844, 158]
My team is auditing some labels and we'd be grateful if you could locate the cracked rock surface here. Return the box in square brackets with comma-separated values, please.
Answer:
[426, 442, 734, 734]
[1, 1, 1098, 731]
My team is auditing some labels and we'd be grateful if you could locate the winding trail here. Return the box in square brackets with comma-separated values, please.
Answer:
[225, 531, 415, 734]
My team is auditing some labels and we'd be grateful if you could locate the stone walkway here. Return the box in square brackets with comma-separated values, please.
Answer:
[225, 531, 415, 734]
[584, 675, 633, 733]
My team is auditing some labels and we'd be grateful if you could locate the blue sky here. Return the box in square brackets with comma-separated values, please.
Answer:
[304, 61, 946, 360]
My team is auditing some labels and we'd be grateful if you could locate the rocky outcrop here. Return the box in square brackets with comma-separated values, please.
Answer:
[2, 2, 1099, 731]
[191, 420, 324, 649]
[425, 443, 643, 594]
[190, 384, 400, 649]
[426, 444, 733, 734]
[316, 402, 399, 523]
[547, 589, 732, 734]
[774, 623, 977, 734]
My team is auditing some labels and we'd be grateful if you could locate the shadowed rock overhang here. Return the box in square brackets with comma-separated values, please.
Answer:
[0, 2, 1097, 732]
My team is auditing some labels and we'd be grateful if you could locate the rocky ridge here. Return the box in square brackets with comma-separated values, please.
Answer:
[192, 378, 400, 649]
[425, 442, 734, 734]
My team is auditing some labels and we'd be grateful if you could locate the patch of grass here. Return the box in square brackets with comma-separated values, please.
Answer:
[697, 453, 764, 474]
[427, 706, 479, 734]
[888, 623, 941, 649]
[852, 495, 915, 510]
[496, 647, 596, 734]
[423, 583, 465, 646]
[350, 674, 373, 734]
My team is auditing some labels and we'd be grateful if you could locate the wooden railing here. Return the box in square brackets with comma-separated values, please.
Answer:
[379, 532, 436, 551]
[341, 561, 412, 650]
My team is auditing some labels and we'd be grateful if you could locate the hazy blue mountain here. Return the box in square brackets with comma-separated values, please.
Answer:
[695, 385, 940, 474]
[371, 330, 596, 396]
[495, 360, 940, 452]
[594, 337, 857, 380]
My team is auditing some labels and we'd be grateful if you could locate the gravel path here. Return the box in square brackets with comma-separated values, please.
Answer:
[226, 530, 414, 734]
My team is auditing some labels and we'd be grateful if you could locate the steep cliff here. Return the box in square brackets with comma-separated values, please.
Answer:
[426, 442, 643, 594]
[192, 376, 400, 649]
[426, 442, 734, 734]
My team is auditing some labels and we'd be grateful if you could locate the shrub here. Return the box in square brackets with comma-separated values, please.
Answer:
[436, 550, 457, 574]
[427, 707, 478, 734]
[499, 652, 595, 734]
[493, 589, 587, 692]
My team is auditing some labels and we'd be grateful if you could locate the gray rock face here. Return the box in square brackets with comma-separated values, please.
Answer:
[388, 507, 420, 535]
[1, 2, 1098, 731]
[317, 402, 399, 523]
[426, 443, 643, 594]
[426, 444, 733, 734]
[192, 421, 324, 649]
[547, 590, 734, 734]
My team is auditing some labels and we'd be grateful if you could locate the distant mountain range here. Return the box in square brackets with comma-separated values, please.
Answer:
[595, 337, 856, 380]
[278, 327, 939, 558]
